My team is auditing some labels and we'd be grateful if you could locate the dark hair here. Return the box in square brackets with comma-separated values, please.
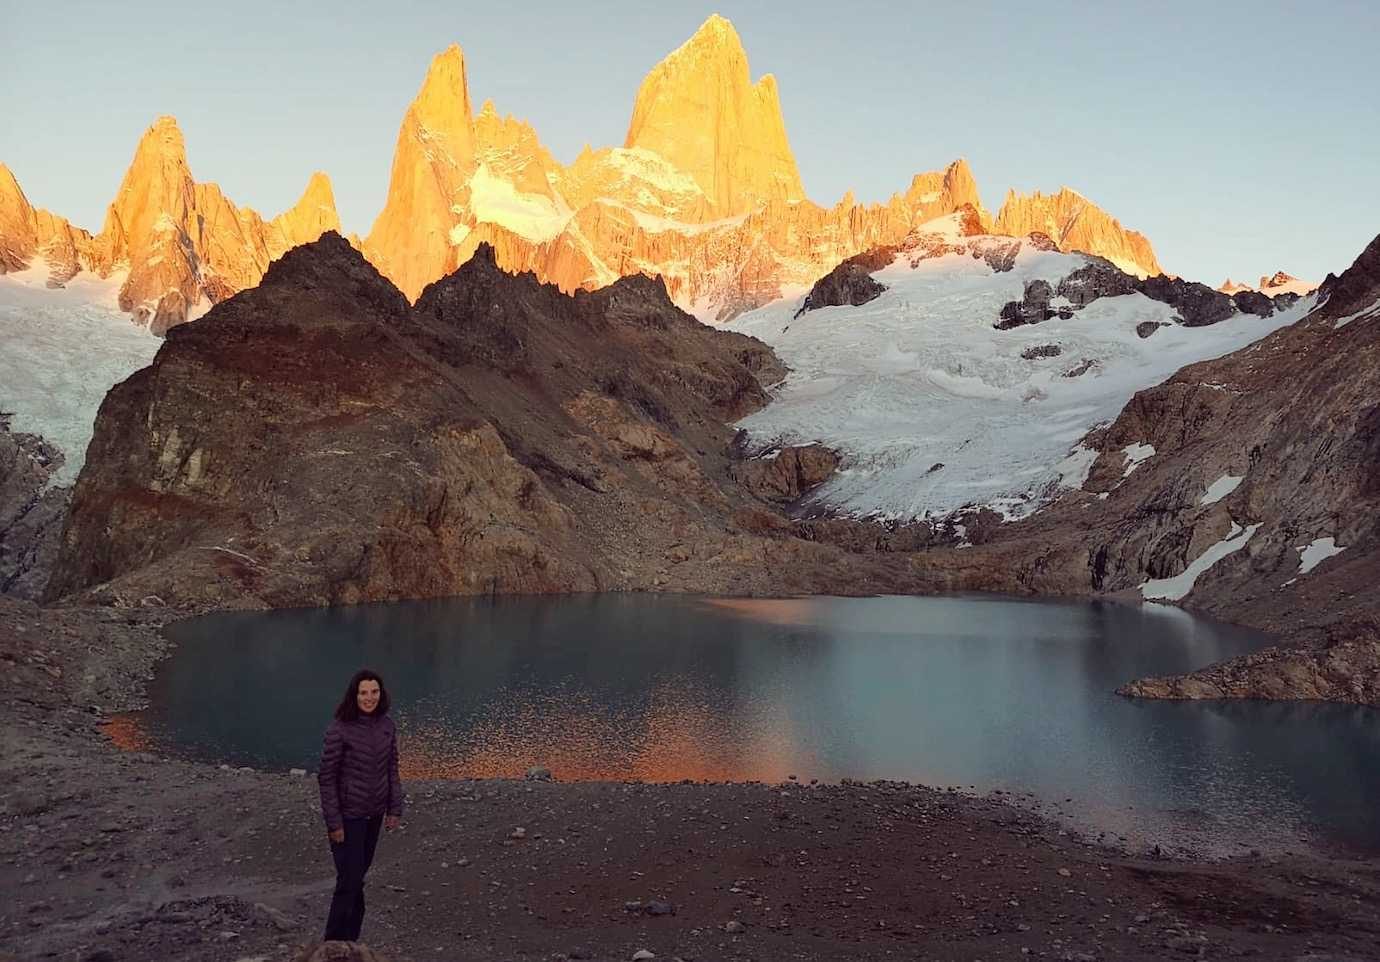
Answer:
[334, 669, 391, 721]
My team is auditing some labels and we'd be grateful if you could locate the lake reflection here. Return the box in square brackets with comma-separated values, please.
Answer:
[117, 594, 1380, 851]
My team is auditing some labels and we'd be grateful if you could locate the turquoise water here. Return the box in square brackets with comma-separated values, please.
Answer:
[125, 593, 1380, 851]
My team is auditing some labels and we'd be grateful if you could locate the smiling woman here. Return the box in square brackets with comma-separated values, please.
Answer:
[318, 668, 404, 943]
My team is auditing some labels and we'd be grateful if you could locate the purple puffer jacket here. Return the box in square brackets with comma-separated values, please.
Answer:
[317, 713, 403, 830]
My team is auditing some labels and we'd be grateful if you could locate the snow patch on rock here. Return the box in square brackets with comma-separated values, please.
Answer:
[1056, 445, 1099, 490]
[1296, 537, 1345, 575]
[468, 163, 572, 243]
[1121, 443, 1155, 477]
[1140, 522, 1262, 602]
[1200, 474, 1244, 506]
[1333, 297, 1379, 329]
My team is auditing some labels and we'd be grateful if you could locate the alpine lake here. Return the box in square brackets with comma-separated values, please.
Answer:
[109, 593, 1380, 854]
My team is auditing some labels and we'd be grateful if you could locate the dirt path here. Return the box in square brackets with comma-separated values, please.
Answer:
[2, 599, 1378, 962]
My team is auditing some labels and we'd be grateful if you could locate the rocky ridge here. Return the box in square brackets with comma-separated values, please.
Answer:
[0, 163, 96, 283]
[358, 24, 995, 320]
[1259, 270, 1317, 296]
[45, 234, 937, 608]
[995, 186, 1162, 278]
[2, 16, 1168, 331]
[0, 120, 342, 333]
[1218, 272, 1317, 298]
[794, 205, 997, 317]
[999, 257, 1303, 332]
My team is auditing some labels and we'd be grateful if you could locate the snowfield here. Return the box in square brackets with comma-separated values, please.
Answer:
[726, 240, 1316, 520]
[0, 261, 161, 484]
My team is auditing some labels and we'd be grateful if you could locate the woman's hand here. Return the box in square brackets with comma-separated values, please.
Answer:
[385, 815, 400, 831]
[328, 827, 345, 844]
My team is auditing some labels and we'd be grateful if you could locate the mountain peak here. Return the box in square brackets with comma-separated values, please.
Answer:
[268, 171, 342, 258]
[624, 14, 803, 215]
[134, 115, 189, 163]
[413, 43, 474, 138]
[0, 163, 38, 272]
[686, 13, 743, 51]
[303, 170, 333, 195]
[251, 230, 407, 321]
[363, 43, 480, 300]
[0, 163, 28, 212]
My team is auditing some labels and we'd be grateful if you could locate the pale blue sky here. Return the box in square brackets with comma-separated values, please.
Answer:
[2, 0, 1375, 285]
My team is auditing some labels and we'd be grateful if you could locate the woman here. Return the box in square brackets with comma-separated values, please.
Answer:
[318, 669, 403, 942]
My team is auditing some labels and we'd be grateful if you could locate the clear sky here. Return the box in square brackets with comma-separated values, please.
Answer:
[2, 0, 1376, 285]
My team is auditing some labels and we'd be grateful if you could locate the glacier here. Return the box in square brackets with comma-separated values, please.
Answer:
[726, 241, 1316, 521]
[0, 260, 161, 484]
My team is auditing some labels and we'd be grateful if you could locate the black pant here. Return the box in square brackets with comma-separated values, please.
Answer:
[324, 815, 383, 941]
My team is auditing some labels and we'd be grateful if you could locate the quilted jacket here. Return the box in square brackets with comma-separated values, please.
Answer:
[318, 714, 403, 829]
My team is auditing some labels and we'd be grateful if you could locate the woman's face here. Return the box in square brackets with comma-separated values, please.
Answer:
[356, 679, 381, 715]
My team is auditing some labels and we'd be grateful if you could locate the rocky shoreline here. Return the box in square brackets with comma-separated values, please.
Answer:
[3, 596, 1380, 962]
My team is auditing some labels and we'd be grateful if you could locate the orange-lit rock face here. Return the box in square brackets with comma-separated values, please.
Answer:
[89, 116, 344, 332]
[362, 44, 478, 303]
[2, 120, 341, 332]
[354, 19, 1013, 321]
[624, 13, 805, 216]
[994, 187, 1162, 278]
[0, 163, 39, 271]
[269, 171, 342, 259]
[0, 163, 96, 281]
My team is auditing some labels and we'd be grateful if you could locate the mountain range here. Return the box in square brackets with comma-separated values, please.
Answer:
[1, 15, 1175, 332]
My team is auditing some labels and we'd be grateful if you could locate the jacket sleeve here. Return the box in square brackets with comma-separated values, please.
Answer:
[387, 724, 404, 818]
[318, 722, 344, 830]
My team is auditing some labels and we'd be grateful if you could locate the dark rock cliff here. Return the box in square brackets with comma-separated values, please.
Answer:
[46, 235, 933, 607]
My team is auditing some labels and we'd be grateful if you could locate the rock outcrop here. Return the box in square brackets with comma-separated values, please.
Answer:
[1119, 619, 1380, 704]
[996, 279, 1070, 328]
[0, 418, 68, 600]
[794, 262, 888, 317]
[1137, 274, 1236, 326]
[47, 235, 946, 607]
[733, 444, 840, 503]
[995, 187, 1163, 278]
